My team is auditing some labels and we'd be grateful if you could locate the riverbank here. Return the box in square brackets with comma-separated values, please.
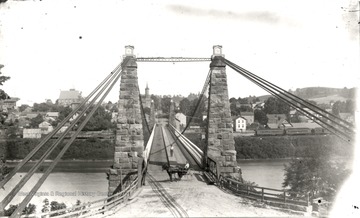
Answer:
[5, 160, 114, 173]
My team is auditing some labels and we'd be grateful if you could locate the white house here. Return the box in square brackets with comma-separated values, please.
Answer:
[233, 116, 247, 132]
[23, 129, 42, 139]
[175, 113, 187, 130]
[39, 121, 53, 134]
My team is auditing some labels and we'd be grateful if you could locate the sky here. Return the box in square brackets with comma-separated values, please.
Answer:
[0, 0, 360, 215]
[0, 0, 359, 106]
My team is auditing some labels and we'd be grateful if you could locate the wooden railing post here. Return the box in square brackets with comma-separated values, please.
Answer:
[236, 183, 238, 192]
[261, 188, 264, 202]
[306, 192, 310, 206]
[283, 191, 286, 203]
[137, 157, 143, 188]
[247, 185, 249, 195]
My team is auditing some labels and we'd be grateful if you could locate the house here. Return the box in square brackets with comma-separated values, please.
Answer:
[0, 97, 20, 111]
[233, 116, 247, 132]
[39, 121, 53, 134]
[57, 89, 82, 107]
[253, 102, 265, 110]
[23, 112, 44, 120]
[175, 113, 187, 130]
[46, 112, 59, 119]
[267, 114, 288, 129]
[23, 129, 42, 138]
[111, 112, 118, 123]
[240, 112, 254, 126]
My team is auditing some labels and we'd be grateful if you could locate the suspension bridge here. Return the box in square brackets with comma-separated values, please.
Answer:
[0, 45, 355, 217]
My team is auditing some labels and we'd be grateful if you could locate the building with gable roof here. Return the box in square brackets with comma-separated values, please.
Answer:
[240, 111, 254, 126]
[57, 89, 82, 107]
[233, 116, 247, 132]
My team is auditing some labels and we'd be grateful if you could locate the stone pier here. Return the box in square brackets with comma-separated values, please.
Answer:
[108, 46, 144, 195]
[206, 45, 238, 178]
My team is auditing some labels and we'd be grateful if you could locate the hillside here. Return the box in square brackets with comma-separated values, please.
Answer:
[289, 87, 356, 100]
[256, 87, 356, 104]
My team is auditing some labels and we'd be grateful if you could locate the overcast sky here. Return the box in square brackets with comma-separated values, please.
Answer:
[0, 0, 358, 105]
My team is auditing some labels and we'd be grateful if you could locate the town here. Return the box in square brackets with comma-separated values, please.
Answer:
[0, 85, 356, 140]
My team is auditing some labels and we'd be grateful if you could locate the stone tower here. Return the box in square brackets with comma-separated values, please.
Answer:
[205, 45, 238, 178]
[108, 45, 144, 195]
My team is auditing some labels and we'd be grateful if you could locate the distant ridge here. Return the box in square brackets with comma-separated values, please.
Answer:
[256, 87, 357, 103]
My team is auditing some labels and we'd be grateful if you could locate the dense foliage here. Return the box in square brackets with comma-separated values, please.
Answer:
[5, 138, 114, 160]
[282, 141, 351, 201]
[4, 203, 36, 216]
[283, 157, 350, 201]
[234, 135, 352, 159]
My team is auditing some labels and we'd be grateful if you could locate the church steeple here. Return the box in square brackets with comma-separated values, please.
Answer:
[145, 83, 149, 98]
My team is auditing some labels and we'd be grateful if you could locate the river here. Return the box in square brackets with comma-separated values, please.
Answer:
[1, 158, 353, 211]
[238, 159, 290, 190]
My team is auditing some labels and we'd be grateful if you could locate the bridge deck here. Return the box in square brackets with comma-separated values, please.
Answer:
[107, 125, 294, 217]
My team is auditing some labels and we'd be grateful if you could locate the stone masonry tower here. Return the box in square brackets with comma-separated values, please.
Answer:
[108, 46, 144, 195]
[206, 45, 238, 178]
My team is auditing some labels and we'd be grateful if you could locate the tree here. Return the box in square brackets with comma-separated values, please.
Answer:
[179, 98, 191, 115]
[82, 106, 114, 131]
[160, 96, 172, 114]
[263, 97, 278, 114]
[283, 157, 350, 201]
[18, 104, 30, 112]
[254, 110, 268, 125]
[230, 101, 239, 116]
[264, 97, 290, 115]
[4, 204, 36, 216]
[189, 95, 206, 124]
[56, 106, 72, 123]
[150, 94, 160, 110]
[50, 201, 67, 216]
[332, 101, 341, 116]
[29, 114, 44, 128]
[345, 99, 355, 114]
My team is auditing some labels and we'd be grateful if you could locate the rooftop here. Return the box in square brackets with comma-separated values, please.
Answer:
[59, 89, 81, 100]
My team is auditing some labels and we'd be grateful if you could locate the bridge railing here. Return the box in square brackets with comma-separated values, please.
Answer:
[143, 124, 157, 168]
[168, 124, 203, 167]
[23, 127, 156, 218]
[20, 177, 139, 218]
[206, 155, 220, 180]
[220, 177, 311, 212]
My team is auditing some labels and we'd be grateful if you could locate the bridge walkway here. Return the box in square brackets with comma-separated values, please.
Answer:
[108, 125, 293, 217]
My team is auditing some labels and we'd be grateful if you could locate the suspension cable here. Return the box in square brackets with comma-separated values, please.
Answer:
[224, 58, 355, 132]
[226, 59, 355, 141]
[180, 70, 211, 135]
[1, 67, 124, 210]
[0, 62, 123, 190]
[225, 60, 352, 139]
[1, 61, 125, 210]
[224, 60, 353, 143]
[10, 61, 125, 218]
